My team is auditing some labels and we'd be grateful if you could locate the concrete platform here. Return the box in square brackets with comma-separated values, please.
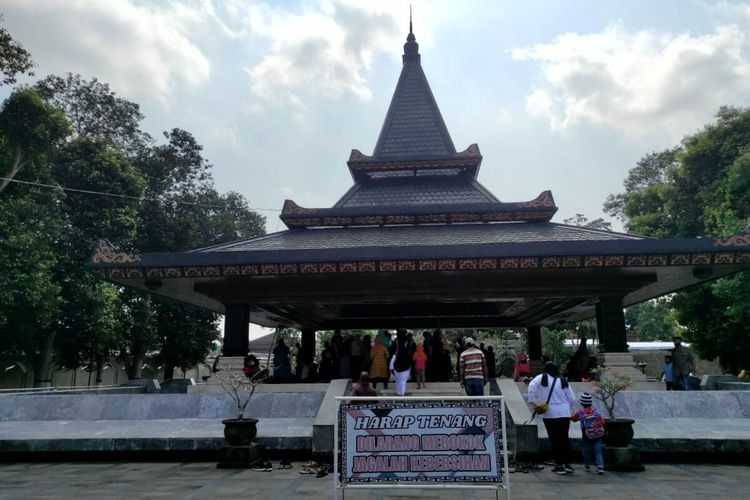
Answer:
[0, 388, 325, 455]
[502, 380, 750, 457]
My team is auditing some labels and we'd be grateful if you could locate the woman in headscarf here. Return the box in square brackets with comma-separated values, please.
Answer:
[527, 361, 577, 475]
[391, 330, 412, 396]
[369, 336, 390, 389]
[272, 339, 292, 381]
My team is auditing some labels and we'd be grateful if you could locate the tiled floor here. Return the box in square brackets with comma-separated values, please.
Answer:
[0, 461, 747, 499]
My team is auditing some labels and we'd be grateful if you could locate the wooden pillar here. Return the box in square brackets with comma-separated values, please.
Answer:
[527, 325, 542, 360]
[527, 325, 544, 375]
[300, 328, 316, 364]
[595, 297, 629, 353]
[223, 304, 250, 356]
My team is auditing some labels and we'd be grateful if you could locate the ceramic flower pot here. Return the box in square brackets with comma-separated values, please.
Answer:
[222, 417, 259, 446]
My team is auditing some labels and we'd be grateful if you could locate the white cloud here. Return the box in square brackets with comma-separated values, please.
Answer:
[2, 0, 211, 105]
[511, 23, 750, 141]
[239, 0, 422, 110]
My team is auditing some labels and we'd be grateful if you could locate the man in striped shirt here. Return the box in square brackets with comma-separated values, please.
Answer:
[459, 337, 488, 396]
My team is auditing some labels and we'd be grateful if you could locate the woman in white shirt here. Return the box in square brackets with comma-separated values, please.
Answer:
[528, 361, 577, 475]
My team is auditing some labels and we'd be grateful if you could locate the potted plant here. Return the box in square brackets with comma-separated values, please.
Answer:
[213, 357, 268, 446]
[590, 368, 635, 447]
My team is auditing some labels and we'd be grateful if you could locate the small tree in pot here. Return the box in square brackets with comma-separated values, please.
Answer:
[213, 357, 268, 446]
[591, 368, 635, 447]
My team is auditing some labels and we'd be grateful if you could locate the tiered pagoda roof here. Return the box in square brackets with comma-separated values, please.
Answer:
[89, 25, 750, 330]
[280, 25, 556, 228]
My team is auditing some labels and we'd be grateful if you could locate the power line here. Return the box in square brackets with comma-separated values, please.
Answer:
[1, 177, 282, 212]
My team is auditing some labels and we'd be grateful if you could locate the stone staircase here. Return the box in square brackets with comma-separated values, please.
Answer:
[377, 381, 476, 397]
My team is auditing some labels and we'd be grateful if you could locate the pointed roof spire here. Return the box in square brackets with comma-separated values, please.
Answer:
[403, 5, 419, 63]
[409, 4, 414, 38]
[347, 15, 483, 180]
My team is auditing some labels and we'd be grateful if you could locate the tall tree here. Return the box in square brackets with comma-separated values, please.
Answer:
[0, 88, 70, 191]
[34, 74, 150, 154]
[0, 16, 34, 85]
[130, 129, 265, 379]
[624, 300, 680, 341]
[605, 107, 750, 372]
[563, 213, 612, 231]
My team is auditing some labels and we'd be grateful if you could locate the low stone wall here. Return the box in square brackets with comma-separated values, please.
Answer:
[0, 389, 326, 455]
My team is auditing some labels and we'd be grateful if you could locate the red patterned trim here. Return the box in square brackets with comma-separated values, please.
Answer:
[459, 259, 477, 270]
[300, 263, 319, 274]
[691, 254, 711, 265]
[319, 263, 337, 273]
[562, 256, 581, 267]
[478, 258, 496, 270]
[520, 257, 538, 269]
[419, 260, 437, 271]
[438, 259, 456, 271]
[358, 261, 376, 272]
[670, 254, 690, 265]
[499, 258, 519, 269]
[223, 265, 240, 276]
[260, 264, 279, 275]
[584, 256, 604, 267]
[204, 266, 220, 277]
[605, 256, 625, 266]
[99, 250, 750, 280]
[542, 257, 561, 268]
[280, 264, 298, 274]
[380, 261, 398, 272]
[398, 261, 416, 271]
[340, 262, 357, 273]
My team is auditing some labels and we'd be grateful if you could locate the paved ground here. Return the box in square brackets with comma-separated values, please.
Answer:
[0, 461, 747, 500]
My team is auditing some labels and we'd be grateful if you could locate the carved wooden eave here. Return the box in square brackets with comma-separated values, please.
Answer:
[347, 144, 482, 181]
[90, 239, 142, 264]
[279, 191, 557, 228]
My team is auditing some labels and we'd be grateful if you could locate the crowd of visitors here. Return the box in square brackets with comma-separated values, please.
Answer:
[250, 329, 503, 389]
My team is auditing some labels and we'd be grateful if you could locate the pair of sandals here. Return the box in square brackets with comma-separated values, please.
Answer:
[299, 461, 331, 478]
[251, 462, 273, 472]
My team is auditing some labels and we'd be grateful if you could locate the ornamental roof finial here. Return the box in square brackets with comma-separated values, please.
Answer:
[403, 5, 419, 63]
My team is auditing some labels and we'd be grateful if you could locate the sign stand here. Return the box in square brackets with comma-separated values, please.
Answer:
[333, 395, 510, 500]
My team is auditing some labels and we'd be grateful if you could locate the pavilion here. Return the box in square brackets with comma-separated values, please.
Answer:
[90, 26, 750, 374]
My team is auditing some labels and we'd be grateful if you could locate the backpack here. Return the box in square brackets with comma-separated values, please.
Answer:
[579, 408, 605, 439]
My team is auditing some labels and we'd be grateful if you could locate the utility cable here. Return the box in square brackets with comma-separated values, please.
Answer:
[0, 177, 282, 212]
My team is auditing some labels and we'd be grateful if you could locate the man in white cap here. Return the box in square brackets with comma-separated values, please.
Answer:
[459, 337, 488, 396]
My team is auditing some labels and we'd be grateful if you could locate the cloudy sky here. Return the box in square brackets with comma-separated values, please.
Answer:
[4, 0, 750, 234]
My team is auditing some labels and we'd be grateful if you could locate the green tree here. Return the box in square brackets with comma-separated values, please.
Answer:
[34, 74, 150, 154]
[605, 107, 750, 372]
[624, 300, 680, 341]
[0, 88, 70, 191]
[562, 213, 612, 231]
[0, 197, 62, 372]
[131, 129, 265, 379]
[0, 16, 34, 85]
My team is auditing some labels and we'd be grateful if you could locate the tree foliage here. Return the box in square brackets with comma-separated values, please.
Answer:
[624, 300, 681, 341]
[34, 74, 150, 153]
[0, 88, 70, 191]
[605, 106, 750, 372]
[562, 213, 612, 231]
[0, 68, 266, 384]
[0, 16, 34, 85]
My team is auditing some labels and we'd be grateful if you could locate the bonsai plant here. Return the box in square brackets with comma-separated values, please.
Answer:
[590, 368, 633, 419]
[213, 356, 268, 446]
[590, 367, 635, 447]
